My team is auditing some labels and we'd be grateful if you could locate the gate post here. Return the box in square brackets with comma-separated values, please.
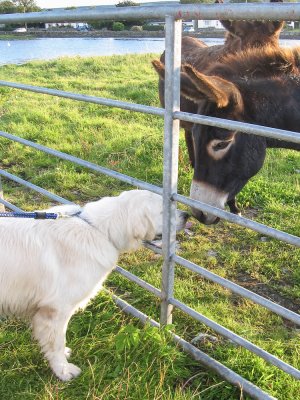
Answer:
[160, 15, 182, 325]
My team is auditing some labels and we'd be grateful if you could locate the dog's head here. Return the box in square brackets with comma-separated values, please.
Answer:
[82, 190, 188, 252]
[118, 190, 189, 248]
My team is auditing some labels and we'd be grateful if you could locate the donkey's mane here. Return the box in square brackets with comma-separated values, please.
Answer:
[207, 46, 300, 79]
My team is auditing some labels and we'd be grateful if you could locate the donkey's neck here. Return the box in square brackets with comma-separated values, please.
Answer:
[266, 138, 300, 151]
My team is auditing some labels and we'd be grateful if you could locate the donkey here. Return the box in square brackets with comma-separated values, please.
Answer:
[152, 46, 300, 224]
[158, 0, 284, 215]
[159, 0, 284, 168]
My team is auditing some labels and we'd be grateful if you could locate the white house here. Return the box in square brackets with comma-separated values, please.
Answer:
[44, 22, 88, 29]
[196, 20, 224, 30]
[183, 19, 225, 32]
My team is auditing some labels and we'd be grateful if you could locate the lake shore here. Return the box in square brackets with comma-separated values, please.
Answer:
[1, 28, 300, 40]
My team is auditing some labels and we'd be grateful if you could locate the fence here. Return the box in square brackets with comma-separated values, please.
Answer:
[0, 4, 300, 399]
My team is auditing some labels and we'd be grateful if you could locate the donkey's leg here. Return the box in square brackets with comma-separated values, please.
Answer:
[227, 198, 241, 215]
[184, 129, 195, 168]
[32, 306, 81, 381]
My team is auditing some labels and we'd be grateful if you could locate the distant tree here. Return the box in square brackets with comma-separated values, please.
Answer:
[89, 20, 114, 30]
[180, 0, 212, 3]
[116, 1, 140, 6]
[116, 0, 143, 29]
[112, 21, 125, 31]
[12, 0, 40, 13]
[12, 0, 40, 29]
[0, 0, 18, 14]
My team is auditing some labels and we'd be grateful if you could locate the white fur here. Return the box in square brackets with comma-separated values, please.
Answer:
[190, 180, 228, 224]
[0, 190, 187, 381]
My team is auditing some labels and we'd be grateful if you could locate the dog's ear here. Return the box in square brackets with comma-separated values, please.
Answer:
[114, 190, 163, 250]
[133, 212, 156, 242]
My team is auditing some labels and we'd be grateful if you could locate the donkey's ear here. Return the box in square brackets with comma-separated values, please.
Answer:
[182, 64, 243, 109]
[180, 70, 207, 102]
[265, 20, 285, 35]
[221, 20, 254, 39]
[152, 59, 165, 80]
[152, 59, 203, 103]
[215, 0, 239, 37]
[268, 0, 284, 32]
[219, 20, 237, 36]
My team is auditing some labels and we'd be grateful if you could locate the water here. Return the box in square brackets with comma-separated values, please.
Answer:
[0, 37, 300, 66]
[0, 37, 167, 66]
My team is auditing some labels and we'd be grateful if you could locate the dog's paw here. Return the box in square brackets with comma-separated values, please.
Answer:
[64, 347, 72, 359]
[54, 362, 81, 381]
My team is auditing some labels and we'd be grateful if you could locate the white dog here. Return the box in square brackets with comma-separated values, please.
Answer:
[0, 190, 188, 381]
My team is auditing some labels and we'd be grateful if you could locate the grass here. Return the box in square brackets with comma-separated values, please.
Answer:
[0, 34, 36, 40]
[0, 54, 299, 400]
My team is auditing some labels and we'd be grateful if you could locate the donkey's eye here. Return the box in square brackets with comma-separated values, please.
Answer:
[213, 141, 231, 151]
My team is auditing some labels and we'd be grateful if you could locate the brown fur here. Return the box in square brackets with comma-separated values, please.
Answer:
[156, 0, 285, 214]
[208, 46, 300, 79]
[158, 0, 285, 168]
[152, 46, 300, 223]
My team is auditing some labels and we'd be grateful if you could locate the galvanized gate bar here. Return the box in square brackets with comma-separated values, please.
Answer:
[0, 4, 299, 397]
[174, 194, 300, 248]
[160, 16, 182, 325]
[173, 254, 300, 326]
[117, 242, 300, 328]
[0, 171, 295, 394]
[170, 298, 300, 379]
[143, 242, 163, 255]
[0, 198, 22, 212]
[1, 130, 298, 248]
[115, 266, 162, 298]
[1, 80, 300, 145]
[0, 170, 74, 205]
[0, 81, 165, 119]
[111, 293, 276, 400]
[174, 111, 300, 145]
[0, 130, 163, 196]
[0, 3, 300, 23]
[114, 265, 300, 377]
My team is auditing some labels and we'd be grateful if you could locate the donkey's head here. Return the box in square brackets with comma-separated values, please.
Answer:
[152, 60, 267, 224]
[218, 0, 284, 51]
[221, 19, 284, 51]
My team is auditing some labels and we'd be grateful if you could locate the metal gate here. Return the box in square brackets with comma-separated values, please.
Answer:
[0, 4, 300, 399]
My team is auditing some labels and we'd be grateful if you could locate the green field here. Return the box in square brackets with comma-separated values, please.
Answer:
[0, 54, 299, 400]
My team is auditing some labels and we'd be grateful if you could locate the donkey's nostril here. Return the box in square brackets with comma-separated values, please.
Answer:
[191, 208, 204, 221]
[191, 208, 220, 225]
[182, 211, 190, 221]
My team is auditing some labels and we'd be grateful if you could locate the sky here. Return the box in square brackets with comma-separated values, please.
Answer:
[35, 0, 174, 9]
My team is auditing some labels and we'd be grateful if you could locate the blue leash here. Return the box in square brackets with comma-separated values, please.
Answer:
[0, 211, 59, 220]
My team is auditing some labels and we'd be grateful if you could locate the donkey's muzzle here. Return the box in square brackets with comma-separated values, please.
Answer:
[191, 208, 220, 225]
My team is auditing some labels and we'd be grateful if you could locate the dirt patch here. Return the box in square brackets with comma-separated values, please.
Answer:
[234, 272, 300, 327]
